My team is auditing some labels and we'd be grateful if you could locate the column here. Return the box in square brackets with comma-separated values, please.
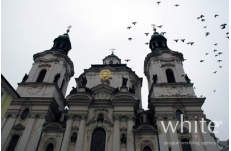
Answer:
[126, 114, 135, 151]
[112, 114, 121, 151]
[1, 113, 17, 149]
[17, 117, 36, 151]
[75, 114, 87, 151]
[60, 114, 74, 151]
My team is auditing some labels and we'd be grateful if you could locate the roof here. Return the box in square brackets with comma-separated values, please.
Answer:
[90, 64, 129, 70]
[1, 74, 20, 98]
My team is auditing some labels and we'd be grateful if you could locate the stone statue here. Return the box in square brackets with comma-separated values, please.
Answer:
[122, 77, 128, 87]
[22, 73, 28, 83]
[113, 87, 120, 94]
[81, 77, 87, 87]
[120, 133, 127, 144]
[53, 73, 60, 83]
[153, 74, 157, 84]
[129, 85, 135, 93]
[71, 132, 77, 143]
[185, 74, 191, 83]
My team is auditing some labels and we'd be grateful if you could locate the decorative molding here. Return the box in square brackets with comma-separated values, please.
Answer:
[113, 114, 122, 121]
[27, 86, 43, 94]
[72, 126, 79, 130]
[12, 123, 25, 131]
[95, 90, 110, 99]
[39, 64, 51, 68]
[4, 112, 19, 118]
[161, 63, 175, 68]
[42, 137, 57, 151]
[126, 114, 136, 121]
[141, 140, 154, 151]
[86, 109, 113, 127]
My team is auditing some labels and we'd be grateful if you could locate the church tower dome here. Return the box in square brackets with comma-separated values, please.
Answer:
[103, 52, 121, 64]
[51, 33, 72, 55]
[149, 30, 169, 51]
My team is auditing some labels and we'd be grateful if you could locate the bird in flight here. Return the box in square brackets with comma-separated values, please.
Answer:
[174, 39, 179, 42]
[214, 90, 216, 92]
[213, 71, 217, 74]
[181, 39, 185, 42]
[125, 59, 130, 62]
[197, 17, 200, 20]
[217, 60, 222, 62]
[175, 4, 179, 7]
[132, 22, 137, 25]
[200, 15, 204, 18]
[201, 19, 205, 22]
[215, 54, 218, 57]
[157, 1, 161, 4]
[200, 60, 204, 62]
[128, 38, 132, 41]
[226, 32, 229, 35]
[127, 26, 131, 29]
[203, 26, 207, 29]
[214, 49, 218, 52]
[220, 24, 227, 29]
[205, 32, 210, 36]
[218, 52, 223, 55]
[145, 42, 149, 45]
[214, 14, 219, 18]
[205, 53, 209, 55]
[226, 36, 229, 39]
[157, 25, 163, 28]
[160, 32, 166, 35]
[214, 43, 218, 46]
[144, 33, 149, 36]
[219, 66, 222, 68]
[189, 42, 194, 45]
[193, 87, 196, 89]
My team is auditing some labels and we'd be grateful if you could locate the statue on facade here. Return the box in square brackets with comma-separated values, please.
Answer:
[70, 86, 77, 94]
[120, 133, 127, 144]
[97, 113, 104, 122]
[129, 84, 135, 93]
[185, 74, 191, 83]
[71, 132, 77, 143]
[81, 76, 87, 87]
[53, 73, 60, 83]
[122, 77, 128, 87]
[153, 74, 157, 84]
[21, 73, 28, 83]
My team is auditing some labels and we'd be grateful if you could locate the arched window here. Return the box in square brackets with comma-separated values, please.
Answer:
[109, 60, 113, 64]
[90, 128, 106, 151]
[181, 139, 192, 151]
[175, 110, 183, 122]
[36, 69, 47, 82]
[6, 135, 20, 151]
[143, 146, 152, 151]
[60, 79, 65, 91]
[166, 69, 176, 83]
[46, 143, 54, 151]
[20, 108, 30, 120]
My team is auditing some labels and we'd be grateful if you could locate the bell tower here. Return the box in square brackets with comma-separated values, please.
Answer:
[144, 26, 219, 151]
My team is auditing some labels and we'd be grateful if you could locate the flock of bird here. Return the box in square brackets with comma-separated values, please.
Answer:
[124, 1, 228, 94]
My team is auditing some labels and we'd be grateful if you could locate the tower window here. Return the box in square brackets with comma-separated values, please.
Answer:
[166, 69, 176, 83]
[109, 60, 113, 64]
[175, 110, 183, 122]
[36, 69, 47, 82]
[6, 135, 20, 151]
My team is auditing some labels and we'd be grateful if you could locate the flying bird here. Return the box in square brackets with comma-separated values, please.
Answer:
[181, 39, 185, 42]
[160, 32, 166, 35]
[217, 60, 222, 62]
[200, 15, 204, 18]
[200, 60, 204, 62]
[194, 87, 196, 89]
[201, 19, 205, 22]
[205, 32, 210, 36]
[197, 17, 200, 20]
[226, 32, 229, 35]
[157, 1, 161, 5]
[218, 52, 223, 55]
[213, 71, 217, 74]
[144, 33, 149, 36]
[189, 42, 194, 45]
[127, 26, 131, 29]
[132, 22, 137, 25]
[157, 25, 163, 28]
[186, 42, 190, 45]
[175, 4, 179, 7]
[214, 14, 219, 18]
[220, 24, 227, 29]
[219, 66, 222, 68]
[227, 36, 229, 39]
[214, 43, 218, 46]
[213, 90, 216, 92]
[145, 42, 149, 45]
[215, 54, 218, 57]
[125, 59, 130, 62]
[205, 53, 209, 55]
[214, 49, 218, 52]
[174, 39, 179, 42]
[128, 38, 132, 40]
[203, 26, 207, 29]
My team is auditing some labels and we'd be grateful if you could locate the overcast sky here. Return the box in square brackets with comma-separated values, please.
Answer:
[2, 0, 229, 140]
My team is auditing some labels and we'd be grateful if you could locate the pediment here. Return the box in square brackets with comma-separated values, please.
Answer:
[133, 124, 158, 134]
[12, 123, 25, 131]
[110, 92, 138, 101]
[44, 122, 63, 130]
[66, 92, 92, 101]
[91, 84, 116, 94]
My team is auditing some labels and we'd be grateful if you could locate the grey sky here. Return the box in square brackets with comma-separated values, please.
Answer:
[2, 0, 229, 140]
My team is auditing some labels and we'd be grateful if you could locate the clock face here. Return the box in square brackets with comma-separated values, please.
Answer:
[99, 69, 111, 80]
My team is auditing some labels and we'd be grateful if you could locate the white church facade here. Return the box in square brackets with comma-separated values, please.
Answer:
[1, 28, 219, 151]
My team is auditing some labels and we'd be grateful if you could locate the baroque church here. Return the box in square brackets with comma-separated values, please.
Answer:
[1, 27, 220, 151]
